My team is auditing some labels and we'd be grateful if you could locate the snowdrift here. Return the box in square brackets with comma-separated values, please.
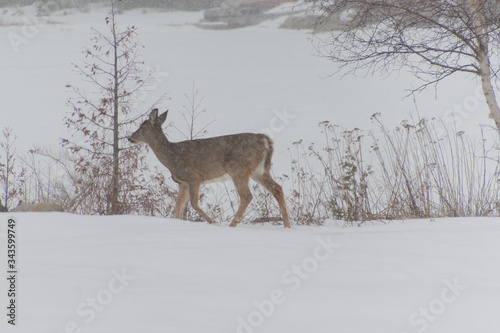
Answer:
[0, 213, 499, 332]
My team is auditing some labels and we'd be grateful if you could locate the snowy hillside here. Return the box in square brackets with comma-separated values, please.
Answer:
[0, 213, 499, 332]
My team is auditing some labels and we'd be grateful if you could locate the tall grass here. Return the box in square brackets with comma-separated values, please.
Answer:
[369, 114, 499, 219]
[3, 114, 498, 225]
[249, 114, 499, 225]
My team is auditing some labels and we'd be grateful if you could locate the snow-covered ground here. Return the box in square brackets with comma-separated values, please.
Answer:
[0, 213, 499, 332]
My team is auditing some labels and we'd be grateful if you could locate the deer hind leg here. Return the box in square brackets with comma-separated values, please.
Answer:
[174, 183, 190, 219]
[229, 175, 253, 227]
[188, 182, 214, 224]
[252, 172, 291, 228]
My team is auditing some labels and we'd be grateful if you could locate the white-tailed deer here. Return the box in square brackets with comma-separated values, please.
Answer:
[129, 109, 291, 228]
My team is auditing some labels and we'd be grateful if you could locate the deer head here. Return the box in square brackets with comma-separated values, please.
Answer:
[128, 108, 168, 144]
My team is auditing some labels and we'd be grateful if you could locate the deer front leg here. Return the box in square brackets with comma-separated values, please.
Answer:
[229, 176, 253, 227]
[188, 182, 214, 224]
[174, 183, 190, 219]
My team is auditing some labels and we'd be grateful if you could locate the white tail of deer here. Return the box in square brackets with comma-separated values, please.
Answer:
[129, 109, 291, 228]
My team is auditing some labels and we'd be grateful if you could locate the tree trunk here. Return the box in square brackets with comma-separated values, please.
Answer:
[111, 7, 120, 215]
[469, 0, 500, 132]
[478, 54, 500, 131]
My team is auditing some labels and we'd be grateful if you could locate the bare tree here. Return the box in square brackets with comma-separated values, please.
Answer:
[63, 0, 163, 215]
[310, 0, 500, 131]
[173, 82, 214, 141]
[0, 127, 25, 210]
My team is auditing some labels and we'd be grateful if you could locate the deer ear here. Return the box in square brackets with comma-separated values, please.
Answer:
[157, 110, 168, 126]
[149, 108, 159, 121]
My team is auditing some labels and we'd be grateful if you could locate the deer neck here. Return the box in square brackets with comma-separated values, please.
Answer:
[147, 131, 177, 170]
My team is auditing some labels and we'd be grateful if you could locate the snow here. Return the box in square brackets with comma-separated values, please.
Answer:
[0, 213, 499, 332]
[0, 5, 499, 332]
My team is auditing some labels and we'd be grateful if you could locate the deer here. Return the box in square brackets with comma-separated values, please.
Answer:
[128, 109, 291, 228]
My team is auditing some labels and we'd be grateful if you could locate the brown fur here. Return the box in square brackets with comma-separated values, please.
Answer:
[129, 109, 291, 228]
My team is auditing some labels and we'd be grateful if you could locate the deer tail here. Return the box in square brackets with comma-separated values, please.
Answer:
[263, 135, 274, 172]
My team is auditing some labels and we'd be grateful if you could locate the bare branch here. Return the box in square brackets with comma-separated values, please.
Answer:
[311, 0, 500, 130]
